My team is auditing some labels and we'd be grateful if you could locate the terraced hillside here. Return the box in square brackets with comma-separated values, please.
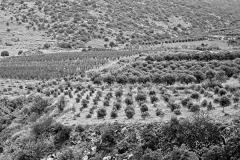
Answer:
[0, 0, 240, 52]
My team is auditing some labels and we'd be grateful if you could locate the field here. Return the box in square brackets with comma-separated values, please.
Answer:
[0, 50, 139, 79]
[0, 0, 240, 160]
[0, 47, 240, 159]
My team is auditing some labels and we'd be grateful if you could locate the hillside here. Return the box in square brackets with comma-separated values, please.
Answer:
[0, 0, 240, 53]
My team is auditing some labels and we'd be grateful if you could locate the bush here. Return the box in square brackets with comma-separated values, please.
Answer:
[76, 97, 80, 103]
[81, 99, 89, 108]
[190, 92, 200, 99]
[51, 123, 71, 145]
[58, 42, 72, 49]
[233, 96, 240, 103]
[75, 125, 85, 133]
[18, 50, 23, 55]
[140, 104, 148, 112]
[156, 108, 165, 117]
[57, 96, 67, 112]
[150, 95, 158, 103]
[141, 150, 163, 160]
[135, 93, 147, 102]
[125, 106, 135, 119]
[97, 108, 107, 119]
[214, 86, 220, 94]
[103, 100, 110, 106]
[174, 109, 181, 115]
[141, 111, 150, 119]
[125, 97, 133, 106]
[201, 99, 208, 107]
[213, 98, 220, 104]
[1, 51, 9, 57]
[43, 43, 51, 49]
[219, 89, 227, 96]
[167, 101, 180, 112]
[163, 144, 199, 160]
[110, 110, 118, 119]
[30, 97, 50, 115]
[115, 90, 123, 97]
[186, 101, 194, 109]
[114, 102, 122, 110]
[31, 116, 53, 137]
[181, 98, 190, 107]
[207, 102, 214, 111]
[103, 74, 115, 84]
[149, 90, 156, 95]
[190, 104, 200, 112]
[219, 96, 231, 112]
[86, 114, 92, 118]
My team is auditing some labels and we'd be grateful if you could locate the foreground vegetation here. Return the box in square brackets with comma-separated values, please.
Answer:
[0, 101, 239, 160]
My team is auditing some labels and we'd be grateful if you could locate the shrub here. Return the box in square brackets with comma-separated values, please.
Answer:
[97, 108, 107, 119]
[103, 100, 110, 106]
[125, 106, 135, 119]
[141, 150, 163, 160]
[213, 98, 220, 104]
[190, 92, 200, 99]
[103, 74, 115, 84]
[57, 96, 67, 112]
[31, 116, 53, 137]
[149, 90, 156, 95]
[52, 123, 71, 146]
[190, 104, 200, 112]
[43, 43, 51, 49]
[125, 97, 133, 106]
[58, 42, 72, 48]
[181, 98, 190, 107]
[219, 89, 227, 96]
[81, 99, 89, 108]
[140, 104, 148, 112]
[135, 93, 147, 102]
[115, 90, 123, 97]
[1, 51, 9, 57]
[18, 50, 23, 55]
[219, 96, 231, 112]
[233, 96, 240, 103]
[156, 108, 165, 117]
[201, 99, 208, 107]
[174, 109, 181, 115]
[150, 95, 158, 103]
[206, 69, 216, 80]
[110, 110, 118, 119]
[86, 114, 92, 118]
[76, 97, 80, 103]
[207, 102, 214, 111]
[186, 101, 194, 109]
[199, 88, 205, 94]
[163, 144, 199, 160]
[214, 86, 220, 94]
[75, 125, 85, 133]
[30, 97, 50, 115]
[141, 111, 150, 119]
[114, 102, 122, 110]
[167, 101, 180, 112]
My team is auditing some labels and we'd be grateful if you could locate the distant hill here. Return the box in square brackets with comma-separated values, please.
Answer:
[0, 0, 240, 51]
